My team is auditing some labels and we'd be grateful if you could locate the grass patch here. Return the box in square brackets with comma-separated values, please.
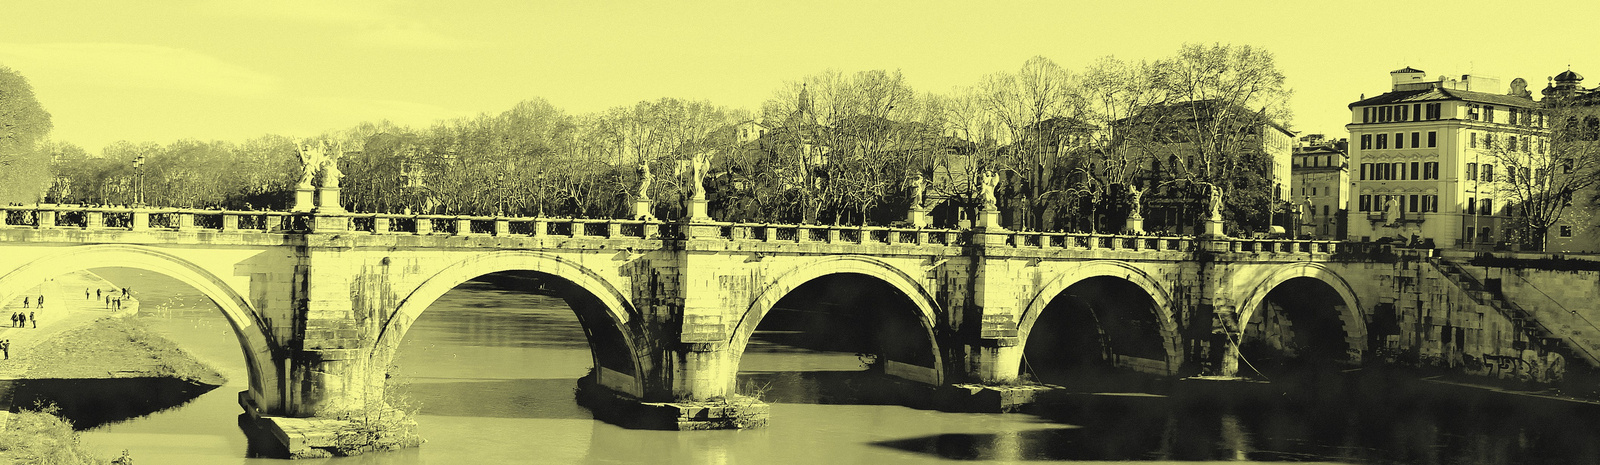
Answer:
[0, 404, 113, 465]
[18, 317, 227, 386]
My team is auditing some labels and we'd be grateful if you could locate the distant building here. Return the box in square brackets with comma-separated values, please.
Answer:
[1345, 67, 1548, 248]
[1540, 69, 1600, 253]
[1116, 99, 1295, 235]
[1292, 139, 1349, 239]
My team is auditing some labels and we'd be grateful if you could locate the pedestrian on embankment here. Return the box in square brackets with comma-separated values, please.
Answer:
[18, 313, 26, 328]
[38, 295, 43, 308]
[22, 297, 28, 309]
[9, 312, 16, 327]
[2, 339, 9, 359]
[85, 288, 90, 300]
[29, 312, 35, 328]
[97, 289, 102, 299]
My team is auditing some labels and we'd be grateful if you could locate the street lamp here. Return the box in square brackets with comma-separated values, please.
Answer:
[132, 155, 146, 207]
[495, 172, 505, 217]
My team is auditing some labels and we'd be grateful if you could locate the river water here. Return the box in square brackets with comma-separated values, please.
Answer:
[57, 269, 1600, 464]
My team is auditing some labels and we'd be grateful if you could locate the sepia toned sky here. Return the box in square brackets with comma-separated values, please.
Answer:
[1, 0, 1591, 152]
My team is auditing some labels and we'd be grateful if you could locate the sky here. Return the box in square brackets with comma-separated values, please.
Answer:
[2, 0, 1595, 153]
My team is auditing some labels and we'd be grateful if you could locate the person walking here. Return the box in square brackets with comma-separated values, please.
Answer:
[97, 289, 102, 299]
[9, 312, 16, 328]
[2, 339, 9, 359]
[38, 294, 44, 308]
[18, 313, 26, 329]
[22, 296, 28, 309]
[29, 311, 35, 328]
[85, 288, 90, 300]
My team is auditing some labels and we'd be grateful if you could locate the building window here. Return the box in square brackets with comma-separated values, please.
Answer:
[1323, 205, 1329, 216]
[1359, 195, 1372, 211]
[1412, 103, 1422, 121]
[1466, 162, 1478, 181]
[1410, 162, 1420, 180]
[1361, 134, 1372, 149]
[1360, 163, 1369, 180]
[1466, 227, 1476, 242]
[1485, 133, 1495, 149]
[1485, 106, 1495, 122]
[1470, 133, 1478, 148]
[1423, 195, 1438, 212]
[1409, 195, 1420, 212]
[1482, 164, 1494, 182]
[1428, 131, 1437, 147]
[1561, 225, 1574, 237]
[1423, 161, 1439, 180]
[1363, 107, 1371, 123]
[1467, 197, 1476, 214]
[1509, 137, 1517, 151]
[1394, 162, 1404, 180]
[1411, 132, 1420, 148]
[1521, 167, 1531, 185]
[1378, 134, 1388, 149]
[1481, 199, 1493, 216]
[1395, 132, 1405, 149]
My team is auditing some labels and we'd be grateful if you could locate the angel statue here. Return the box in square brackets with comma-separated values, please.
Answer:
[1127, 185, 1144, 218]
[636, 161, 654, 200]
[979, 170, 999, 209]
[296, 141, 328, 188]
[1207, 184, 1224, 220]
[691, 152, 711, 201]
[322, 141, 346, 188]
[909, 173, 926, 209]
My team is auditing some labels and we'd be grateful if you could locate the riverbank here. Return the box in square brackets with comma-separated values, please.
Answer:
[17, 317, 227, 385]
[0, 270, 228, 464]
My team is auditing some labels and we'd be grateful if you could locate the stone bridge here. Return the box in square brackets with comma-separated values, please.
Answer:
[0, 204, 1556, 455]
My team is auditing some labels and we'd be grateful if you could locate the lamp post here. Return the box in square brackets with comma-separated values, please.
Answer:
[132, 155, 146, 207]
[496, 172, 506, 217]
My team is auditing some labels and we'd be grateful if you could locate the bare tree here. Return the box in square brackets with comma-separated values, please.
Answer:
[1490, 104, 1600, 250]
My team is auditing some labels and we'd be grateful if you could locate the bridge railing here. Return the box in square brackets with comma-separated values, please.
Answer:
[0, 205, 313, 232]
[1223, 238, 1342, 255]
[704, 223, 963, 246]
[1002, 231, 1197, 252]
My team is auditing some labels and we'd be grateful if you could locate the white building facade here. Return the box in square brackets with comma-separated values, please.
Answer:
[1345, 68, 1548, 247]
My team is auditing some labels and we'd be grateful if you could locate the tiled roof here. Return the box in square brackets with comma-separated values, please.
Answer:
[1392, 66, 1425, 73]
[1349, 87, 1538, 108]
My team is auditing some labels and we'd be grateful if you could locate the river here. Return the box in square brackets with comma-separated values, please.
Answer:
[57, 268, 1600, 464]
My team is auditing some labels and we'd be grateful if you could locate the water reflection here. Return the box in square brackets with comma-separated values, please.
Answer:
[5, 378, 217, 429]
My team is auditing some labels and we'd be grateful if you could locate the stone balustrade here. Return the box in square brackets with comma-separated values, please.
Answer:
[0, 205, 1345, 256]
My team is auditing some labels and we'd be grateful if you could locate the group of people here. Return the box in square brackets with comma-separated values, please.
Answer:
[90, 287, 133, 310]
[20, 294, 44, 308]
[9, 311, 34, 328]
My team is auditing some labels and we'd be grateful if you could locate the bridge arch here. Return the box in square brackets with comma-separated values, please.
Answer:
[371, 250, 645, 396]
[728, 255, 945, 387]
[0, 244, 279, 409]
[1234, 262, 1367, 366]
[1017, 260, 1183, 376]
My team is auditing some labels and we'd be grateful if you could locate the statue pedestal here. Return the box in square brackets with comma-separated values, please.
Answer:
[633, 198, 654, 220]
[978, 208, 1002, 230]
[1203, 217, 1225, 237]
[1125, 215, 1144, 234]
[688, 198, 711, 223]
[907, 207, 929, 228]
[315, 187, 344, 214]
[292, 187, 315, 212]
